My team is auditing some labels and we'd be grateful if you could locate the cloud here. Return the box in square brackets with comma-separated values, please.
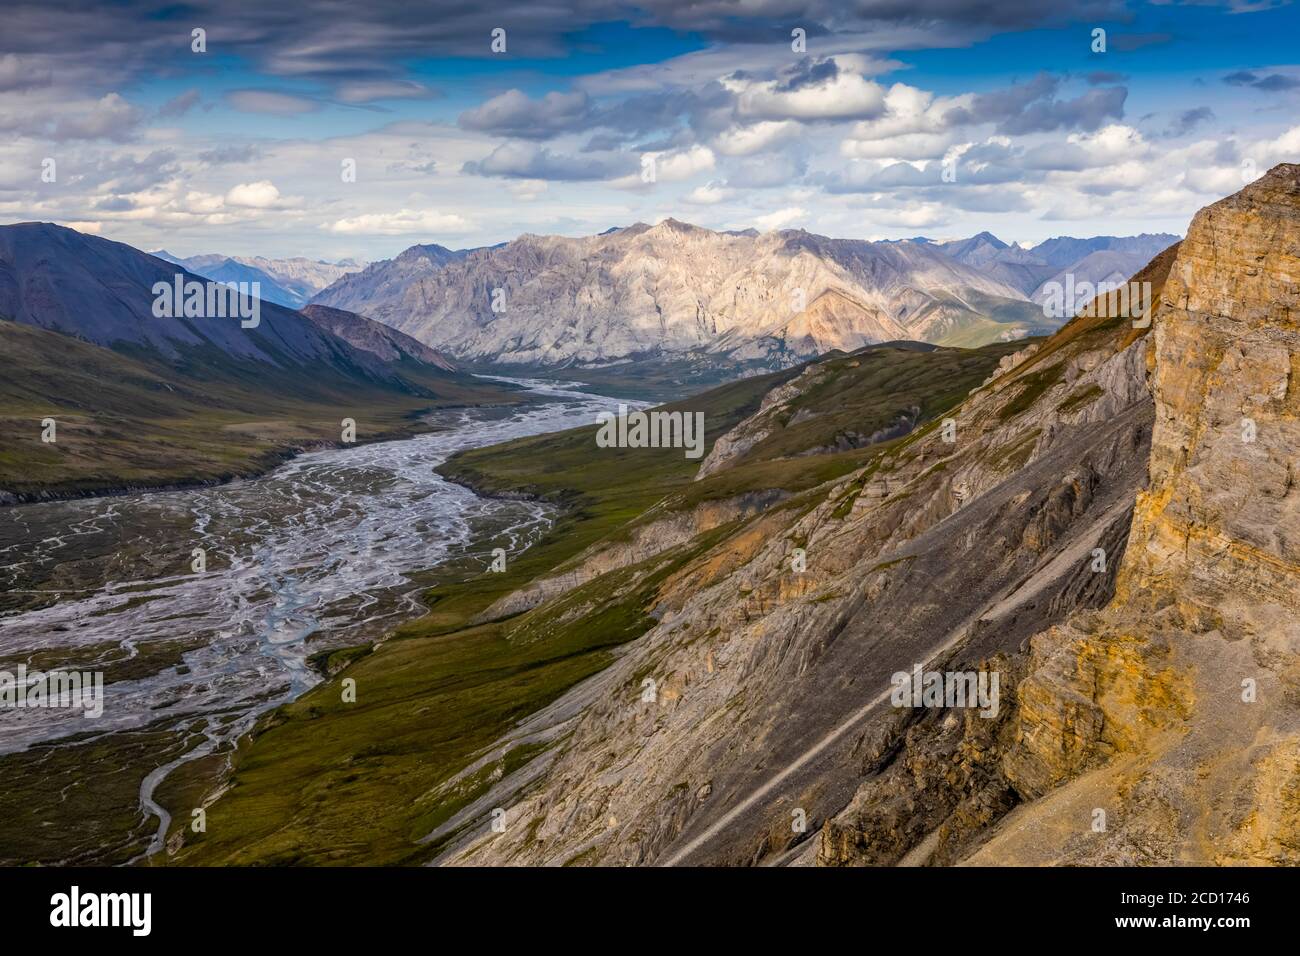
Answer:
[684, 181, 735, 204]
[871, 203, 950, 228]
[727, 56, 887, 121]
[0, 54, 51, 92]
[944, 74, 1127, 135]
[159, 89, 201, 118]
[1223, 70, 1300, 91]
[842, 131, 957, 160]
[711, 120, 798, 156]
[48, 92, 143, 141]
[198, 144, 262, 165]
[507, 179, 548, 201]
[1085, 71, 1128, 85]
[1164, 106, 1215, 137]
[335, 80, 437, 104]
[458, 90, 592, 139]
[225, 89, 322, 115]
[326, 208, 470, 235]
[754, 206, 806, 230]
[225, 181, 284, 208]
[464, 141, 633, 181]
[646, 144, 716, 181]
[727, 154, 807, 188]
[840, 74, 1127, 163]
[1022, 124, 1150, 172]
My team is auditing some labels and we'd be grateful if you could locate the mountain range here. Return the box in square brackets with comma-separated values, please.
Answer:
[0, 222, 513, 500]
[162, 164, 1298, 868]
[311, 221, 1177, 366]
[152, 250, 366, 309]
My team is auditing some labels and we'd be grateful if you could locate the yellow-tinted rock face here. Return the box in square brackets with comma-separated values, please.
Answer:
[971, 165, 1300, 866]
[1122, 162, 1300, 617]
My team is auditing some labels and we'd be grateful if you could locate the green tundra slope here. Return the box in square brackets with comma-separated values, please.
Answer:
[0, 317, 526, 501]
[160, 337, 1022, 866]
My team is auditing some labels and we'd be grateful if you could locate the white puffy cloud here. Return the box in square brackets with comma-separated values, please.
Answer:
[754, 206, 806, 230]
[507, 179, 549, 201]
[613, 144, 717, 189]
[326, 209, 471, 235]
[726, 58, 887, 122]
[869, 202, 950, 228]
[684, 181, 735, 204]
[712, 120, 798, 156]
[653, 144, 716, 180]
[841, 131, 958, 161]
[225, 181, 285, 208]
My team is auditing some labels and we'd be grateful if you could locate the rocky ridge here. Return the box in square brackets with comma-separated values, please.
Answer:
[431, 167, 1297, 867]
[312, 220, 1070, 365]
[430, 241, 1171, 867]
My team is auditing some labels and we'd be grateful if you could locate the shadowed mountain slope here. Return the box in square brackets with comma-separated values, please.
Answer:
[0, 225, 523, 500]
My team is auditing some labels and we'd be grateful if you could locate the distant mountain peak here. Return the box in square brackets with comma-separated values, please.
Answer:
[652, 217, 703, 233]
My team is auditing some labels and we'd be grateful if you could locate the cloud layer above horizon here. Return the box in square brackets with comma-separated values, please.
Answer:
[1, 0, 1298, 261]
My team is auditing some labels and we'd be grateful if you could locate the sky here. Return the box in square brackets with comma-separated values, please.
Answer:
[1, 0, 1298, 263]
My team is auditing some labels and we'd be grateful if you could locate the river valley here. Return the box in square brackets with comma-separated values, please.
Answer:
[0, 378, 642, 863]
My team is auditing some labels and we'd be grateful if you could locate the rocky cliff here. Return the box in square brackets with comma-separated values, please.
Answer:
[957, 162, 1300, 866]
[429, 166, 1296, 867]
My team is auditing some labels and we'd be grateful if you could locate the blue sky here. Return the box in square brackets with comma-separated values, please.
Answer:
[1, 0, 1297, 262]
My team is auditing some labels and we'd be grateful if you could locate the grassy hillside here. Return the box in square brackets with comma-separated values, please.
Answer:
[0, 318, 527, 500]
[164, 339, 1017, 866]
[462, 351, 785, 402]
[926, 290, 1057, 348]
